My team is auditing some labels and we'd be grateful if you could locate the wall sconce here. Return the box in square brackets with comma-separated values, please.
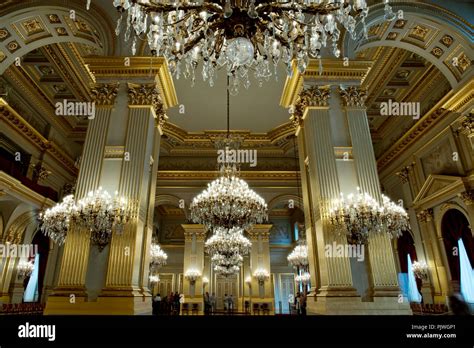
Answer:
[245, 276, 252, 286]
[185, 269, 201, 285]
[202, 276, 209, 286]
[253, 269, 270, 286]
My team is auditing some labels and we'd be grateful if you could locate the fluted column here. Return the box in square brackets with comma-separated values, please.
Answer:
[298, 87, 356, 297]
[341, 86, 399, 297]
[45, 57, 177, 315]
[182, 224, 206, 313]
[248, 224, 273, 308]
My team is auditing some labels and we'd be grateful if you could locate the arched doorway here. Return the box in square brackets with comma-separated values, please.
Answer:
[441, 209, 474, 290]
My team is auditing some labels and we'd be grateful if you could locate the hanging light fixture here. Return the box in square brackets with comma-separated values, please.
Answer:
[328, 188, 410, 244]
[190, 77, 268, 231]
[39, 194, 76, 245]
[85, 0, 396, 93]
[150, 243, 168, 272]
[287, 242, 309, 269]
[17, 260, 35, 279]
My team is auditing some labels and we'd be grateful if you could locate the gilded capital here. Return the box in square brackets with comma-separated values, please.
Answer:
[91, 83, 119, 106]
[290, 86, 331, 127]
[395, 166, 410, 184]
[339, 86, 367, 108]
[458, 190, 474, 205]
[128, 83, 168, 126]
[457, 114, 473, 136]
[417, 209, 433, 223]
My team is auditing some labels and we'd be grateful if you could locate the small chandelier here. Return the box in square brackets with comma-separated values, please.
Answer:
[412, 260, 428, 281]
[253, 268, 270, 284]
[295, 272, 311, 285]
[73, 187, 135, 251]
[39, 194, 76, 245]
[287, 242, 309, 269]
[84, 0, 402, 94]
[17, 260, 34, 279]
[328, 188, 410, 244]
[149, 274, 160, 284]
[185, 269, 202, 284]
[150, 243, 168, 271]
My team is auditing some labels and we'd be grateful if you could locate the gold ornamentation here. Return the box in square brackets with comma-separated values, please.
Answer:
[48, 14, 61, 24]
[440, 34, 453, 47]
[22, 19, 43, 35]
[430, 46, 444, 58]
[409, 25, 429, 41]
[0, 29, 10, 41]
[394, 20, 406, 29]
[290, 86, 331, 125]
[56, 27, 68, 36]
[31, 163, 52, 181]
[417, 209, 433, 223]
[128, 83, 168, 126]
[395, 166, 410, 184]
[458, 190, 474, 205]
[0, 51, 5, 63]
[339, 86, 367, 107]
[457, 114, 473, 135]
[368, 24, 381, 37]
[387, 32, 398, 40]
[456, 53, 470, 72]
[6, 41, 19, 53]
[91, 83, 119, 106]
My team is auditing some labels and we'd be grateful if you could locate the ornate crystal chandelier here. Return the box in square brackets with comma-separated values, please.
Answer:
[287, 243, 309, 269]
[150, 243, 168, 272]
[39, 188, 135, 250]
[39, 195, 76, 245]
[17, 260, 35, 279]
[85, 0, 396, 93]
[295, 272, 310, 285]
[149, 274, 160, 284]
[328, 188, 410, 244]
[205, 226, 251, 276]
[412, 260, 428, 280]
[73, 187, 135, 251]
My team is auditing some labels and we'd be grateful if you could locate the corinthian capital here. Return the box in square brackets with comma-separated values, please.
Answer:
[417, 209, 433, 223]
[128, 83, 168, 126]
[339, 86, 367, 107]
[290, 86, 331, 127]
[458, 190, 474, 205]
[91, 83, 119, 106]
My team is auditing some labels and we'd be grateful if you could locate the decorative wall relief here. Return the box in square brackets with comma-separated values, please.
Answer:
[420, 139, 460, 176]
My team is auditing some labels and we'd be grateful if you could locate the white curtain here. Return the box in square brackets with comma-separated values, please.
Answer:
[458, 238, 474, 304]
[23, 253, 40, 302]
[407, 254, 422, 303]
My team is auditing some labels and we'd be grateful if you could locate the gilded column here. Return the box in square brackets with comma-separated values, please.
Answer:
[299, 87, 356, 297]
[182, 224, 206, 313]
[46, 84, 118, 310]
[341, 86, 399, 297]
[248, 224, 273, 309]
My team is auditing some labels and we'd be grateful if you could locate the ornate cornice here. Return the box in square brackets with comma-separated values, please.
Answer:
[339, 86, 367, 108]
[0, 98, 78, 176]
[91, 83, 119, 106]
[417, 208, 433, 223]
[84, 56, 178, 109]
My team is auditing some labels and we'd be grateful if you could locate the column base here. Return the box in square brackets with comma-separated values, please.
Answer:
[317, 285, 359, 297]
[307, 294, 411, 315]
[45, 294, 152, 315]
[372, 286, 401, 297]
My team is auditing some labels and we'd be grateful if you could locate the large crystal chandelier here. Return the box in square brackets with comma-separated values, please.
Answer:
[328, 188, 410, 244]
[39, 188, 135, 250]
[39, 195, 76, 245]
[73, 187, 135, 251]
[86, 0, 396, 93]
[150, 242, 168, 271]
[287, 242, 308, 269]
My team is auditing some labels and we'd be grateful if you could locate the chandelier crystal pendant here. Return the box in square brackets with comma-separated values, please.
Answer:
[149, 274, 160, 284]
[17, 260, 35, 279]
[412, 260, 429, 280]
[185, 269, 202, 284]
[328, 188, 411, 245]
[85, 0, 397, 93]
[295, 272, 311, 285]
[253, 268, 270, 285]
